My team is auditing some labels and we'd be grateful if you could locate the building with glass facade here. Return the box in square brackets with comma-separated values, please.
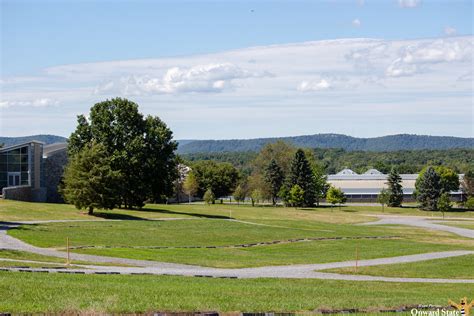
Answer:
[1, 141, 67, 202]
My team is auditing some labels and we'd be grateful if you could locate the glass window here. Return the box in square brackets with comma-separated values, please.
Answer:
[0, 164, 6, 172]
[21, 146, 28, 154]
[10, 148, 21, 155]
[10, 164, 20, 172]
[0, 154, 6, 164]
[8, 154, 21, 164]
[21, 172, 28, 181]
[21, 154, 28, 164]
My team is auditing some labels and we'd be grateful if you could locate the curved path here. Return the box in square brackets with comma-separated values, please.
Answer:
[361, 215, 474, 239]
[1, 219, 473, 283]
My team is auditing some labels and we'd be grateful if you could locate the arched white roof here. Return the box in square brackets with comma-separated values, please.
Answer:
[363, 169, 383, 175]
[336, 168, 358, 175]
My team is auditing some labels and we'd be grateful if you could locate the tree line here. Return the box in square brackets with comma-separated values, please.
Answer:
[60, 98, 474, 214]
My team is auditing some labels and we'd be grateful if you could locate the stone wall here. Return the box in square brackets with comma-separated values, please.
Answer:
[2, 185, 32, 201]
[43, 150, 68, 203]
[2, 185, 47, 202]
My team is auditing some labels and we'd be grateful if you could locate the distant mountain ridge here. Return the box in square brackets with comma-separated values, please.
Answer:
[0, 135, 67, 147]
[177, 134, 474, 153]
[2, 133, 473, 153]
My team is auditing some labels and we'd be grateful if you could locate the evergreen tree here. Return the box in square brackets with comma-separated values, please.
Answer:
[61, 142, 121, 215]
[387, 168, 404, 207]
[287, 149, 316, 207]
[416, 166, 442, 211]
[264, 159, 284, 205]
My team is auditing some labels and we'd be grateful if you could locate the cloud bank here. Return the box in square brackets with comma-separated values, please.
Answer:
[1, 35, 472, 138]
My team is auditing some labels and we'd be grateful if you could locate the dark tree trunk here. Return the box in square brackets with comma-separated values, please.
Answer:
[88, 206, 93, 215]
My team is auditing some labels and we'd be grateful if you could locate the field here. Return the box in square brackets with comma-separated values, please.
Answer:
[1, 199, 473, 313]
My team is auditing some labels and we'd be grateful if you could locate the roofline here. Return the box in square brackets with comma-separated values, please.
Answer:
[0, 141, 45, 152]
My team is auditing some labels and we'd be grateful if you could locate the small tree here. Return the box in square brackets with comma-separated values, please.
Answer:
[387, 168, 403, 207]
[287, 149, 316, 207]
[289, 184, 305, 208]
[264, 159, 284, 206]
[326, 186, 346, 211]
[377, 188, 390, 212]
[203, 188, 216, 205]
[437, 192, 452, 219]
[61, 142, 121, 215]
[183, 172, 199, 203]
[233, 185, 246, 205]
[250, 189, 263, 206]
[465, 197, 474, 210]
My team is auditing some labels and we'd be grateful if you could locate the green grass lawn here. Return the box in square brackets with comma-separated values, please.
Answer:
[7, 218, 388, 248]
[74, 238, 467, 268]
[324, 254, 474, 279]
[2, 200, 473, 223]
[1, 271, 472, 313]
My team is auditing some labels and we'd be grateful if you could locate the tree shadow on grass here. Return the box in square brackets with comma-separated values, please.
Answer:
[137, 208, 231, 219]
[91, 212, 149, 221]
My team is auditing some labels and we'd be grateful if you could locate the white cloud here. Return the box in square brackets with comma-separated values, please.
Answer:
[0, 98, 58, 109]
[95, 63, 269, 95]
[1, 36, 472, 138]
[444, 26, 457, 36]
[352, 18, 361, 28]
[297, 79, 331, 92]
[398, 0, 421, 8]
[385, 38, 472, 77]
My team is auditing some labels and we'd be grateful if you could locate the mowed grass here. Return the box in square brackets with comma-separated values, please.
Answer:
[325, 254, 474, 279]
[74, 239, 466, 268]
[1, 271, 473, 313]
[7, 219, 388, 248]
[8, 210, 474, 268]
[2, 199, 473, 223]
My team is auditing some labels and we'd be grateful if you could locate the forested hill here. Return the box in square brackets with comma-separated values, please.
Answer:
[177, 134, 474, 154]
[0, 135, 67, 147]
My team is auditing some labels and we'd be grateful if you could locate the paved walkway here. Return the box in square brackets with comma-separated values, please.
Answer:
[1, 219, 473, 283]
[360, 215, 474, 238]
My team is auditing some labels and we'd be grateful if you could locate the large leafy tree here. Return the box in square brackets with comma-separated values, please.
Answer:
[191, 160, 239, 198]
[416, 165, 459, 194]
[416, 166, 442, 211]
[287, 149, 316, 207]
[386, 168, 404, 207]
[66, 98, 177, 209]
[264, 159, 284, 205]
[61, 142, 121, 215]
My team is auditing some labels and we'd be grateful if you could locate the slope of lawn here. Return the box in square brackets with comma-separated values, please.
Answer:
[7, 219, 389, 248]
[73, 238, 468, 268]
[324, 254, 474, 279]
[2, 200, 473, 223]
[1, 272, 472, 313]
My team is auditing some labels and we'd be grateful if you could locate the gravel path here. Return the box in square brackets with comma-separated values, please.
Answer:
[1, 219, 473, 282]
[360, 215, 474, 238]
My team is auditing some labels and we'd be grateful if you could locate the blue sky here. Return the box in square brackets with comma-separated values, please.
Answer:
[1, 0, 473, 139]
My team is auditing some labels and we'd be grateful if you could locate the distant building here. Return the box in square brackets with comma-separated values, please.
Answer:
[1, 141, 67, 202]
[327, 168, 464, 202]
